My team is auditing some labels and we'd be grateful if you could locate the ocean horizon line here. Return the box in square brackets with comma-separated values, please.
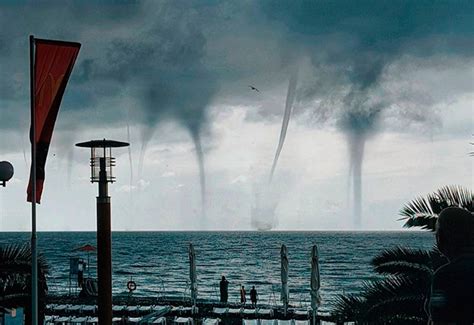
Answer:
[0, 229, 429, 233]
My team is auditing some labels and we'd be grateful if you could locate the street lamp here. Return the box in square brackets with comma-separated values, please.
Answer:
[0, 161, 14, 187]
[75, 139, 129, 325]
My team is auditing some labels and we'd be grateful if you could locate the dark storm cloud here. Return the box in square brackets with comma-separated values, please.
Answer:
[70, 4, 214, 134]
[0, 0, 472, 136]
[0, 1, 211, 129]
[0, 0, 218, 179]
[257, 0, 473, 127]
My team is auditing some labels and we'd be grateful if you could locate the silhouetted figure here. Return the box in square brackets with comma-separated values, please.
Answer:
[240, 285, 247, 304]
[427, 207, 474, 324]
[220, 276, 229, 303]
[77, 261, 84, 288]
[250, 286, 258, 307]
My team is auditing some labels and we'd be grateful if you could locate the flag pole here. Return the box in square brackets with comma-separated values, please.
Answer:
[29, 34, 39, 325]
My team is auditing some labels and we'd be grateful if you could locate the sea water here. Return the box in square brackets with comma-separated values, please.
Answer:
[0, 231, 434, 311]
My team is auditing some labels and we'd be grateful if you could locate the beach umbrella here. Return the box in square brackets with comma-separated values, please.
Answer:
[189, 243, 197, 306]
[310, 245, 321, 325]
[73, 244, 96, 277]
[280, 244, 289, 315]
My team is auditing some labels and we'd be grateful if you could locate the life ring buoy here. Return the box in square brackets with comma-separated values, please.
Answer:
[127, 280, 137, 292]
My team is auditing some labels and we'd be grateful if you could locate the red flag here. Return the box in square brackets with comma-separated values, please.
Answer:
[27, 38, 81, 203]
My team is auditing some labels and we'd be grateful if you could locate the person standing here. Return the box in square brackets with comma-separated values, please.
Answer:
[220, 276, 229, 303]
[77, 260, 84, 288]
[250, 286, 258, 308]
[240, 285, 247, 304]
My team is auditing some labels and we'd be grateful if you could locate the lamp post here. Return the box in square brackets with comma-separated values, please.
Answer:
[76, 139, 129, 325]
[0, 161, 14, 187]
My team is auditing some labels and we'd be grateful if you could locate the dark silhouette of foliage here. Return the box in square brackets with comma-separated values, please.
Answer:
[0, 243, 49, 323]
[331, 186, 471, 324]
[332, 248, 442, 324]
[399, 185, 473, 231]
[372, 246, 447, 277]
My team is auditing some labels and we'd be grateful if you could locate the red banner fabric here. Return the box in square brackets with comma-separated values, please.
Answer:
[27, 38, 80, 203]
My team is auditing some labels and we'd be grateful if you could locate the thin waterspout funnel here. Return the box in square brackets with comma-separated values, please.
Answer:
[189, 243, 197, 306]
[269, 68, 298, 183]
[281, 244, 289, 315]
[310, 245, 321, 325]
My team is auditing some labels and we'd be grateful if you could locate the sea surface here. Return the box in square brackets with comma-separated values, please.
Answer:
[0, 231, 434, 312]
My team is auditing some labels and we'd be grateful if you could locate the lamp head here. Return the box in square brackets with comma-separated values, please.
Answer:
[0, 161, 14, 187]
[75, 139, 129, 183]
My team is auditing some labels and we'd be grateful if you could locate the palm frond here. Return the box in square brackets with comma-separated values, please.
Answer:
[362, 275, 429, 302]
[372, 260, 432, 277]
[371, 246, 446, 277]
[436, 185, 473, 211]
[372, 246, 433, 267]
[0, 243, 48, 275]
[402, 215, 438, 231]
[366, 294, 426, 324]
[0, 243, 49, 303]
[331, 276, 429, 324]
[363, 276, 429, 323]
[399, 185, 473, 231]
[331, 294, 367, 322]
[0, 243, 49, 324]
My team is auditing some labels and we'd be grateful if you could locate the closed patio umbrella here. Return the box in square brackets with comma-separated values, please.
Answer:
[310, 245, 321, 325]
[280, 244, 289, 315]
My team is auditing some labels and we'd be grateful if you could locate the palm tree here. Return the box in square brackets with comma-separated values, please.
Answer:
[332, 247, 447, 324]
[331, 185, 472, 324]
[399, 185, 473, 231]
[0, 243, 49, 323]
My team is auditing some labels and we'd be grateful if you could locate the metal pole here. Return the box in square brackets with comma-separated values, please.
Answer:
[97, 157, 112, 324]
[30, 34, 39, 325]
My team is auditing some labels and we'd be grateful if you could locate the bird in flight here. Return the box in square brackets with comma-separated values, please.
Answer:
[248, 85, 260, 92]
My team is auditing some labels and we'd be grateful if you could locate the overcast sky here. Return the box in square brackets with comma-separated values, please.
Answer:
[0, 1, 472, 231]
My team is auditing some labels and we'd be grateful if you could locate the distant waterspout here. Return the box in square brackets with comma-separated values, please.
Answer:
[347, 132, 366, 228]
[269, 68, 299, 183]
[252, 69, 298, 231]
[189, 128, 206, 224]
